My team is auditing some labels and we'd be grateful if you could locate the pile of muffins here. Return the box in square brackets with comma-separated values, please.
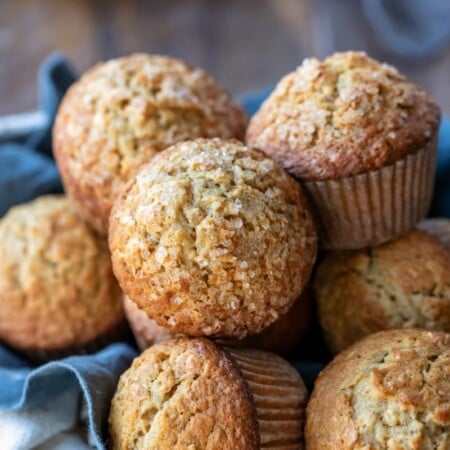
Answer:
[0, 51, 449, 448]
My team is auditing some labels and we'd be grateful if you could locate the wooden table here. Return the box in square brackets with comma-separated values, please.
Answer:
[1, 0, 450, 116]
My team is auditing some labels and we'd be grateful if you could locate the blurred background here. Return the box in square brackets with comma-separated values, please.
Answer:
[1, 0, 450, 116]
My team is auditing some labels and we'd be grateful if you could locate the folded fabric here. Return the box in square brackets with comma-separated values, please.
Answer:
[0, 54, 449, 450]
[0, 344, 136, 450]
[0, 53, 69, 217]
[362, 0, 450, 59]
[0, 388, 87, 450]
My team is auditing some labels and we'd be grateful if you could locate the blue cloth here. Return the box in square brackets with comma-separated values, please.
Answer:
[0, 344, 136, 448]
[0, 54, 449, 448]
[362, 0, 450, 60]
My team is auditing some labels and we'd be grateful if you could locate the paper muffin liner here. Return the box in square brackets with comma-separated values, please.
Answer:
[226, 347, 308, 449]
[22, 320, 131, 363]
[304, 135, 438, 249]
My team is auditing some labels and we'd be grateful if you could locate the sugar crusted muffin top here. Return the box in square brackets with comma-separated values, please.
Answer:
[0, 196, 123, 353]
[246, 51, 440, 181]
[109, 138, 317, 338]
[306, 329, 450, 449]
[316, 229, 450, 353]
[54, 53, 247, 234]
[109, 338, 259, 449]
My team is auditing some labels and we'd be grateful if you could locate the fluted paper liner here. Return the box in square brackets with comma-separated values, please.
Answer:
[226, 347, 308, 449]
[305, 135, 438, 249]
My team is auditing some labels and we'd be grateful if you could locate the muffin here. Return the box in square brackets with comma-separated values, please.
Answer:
[54, 53, 247, 235]
[306, 329, 450, 449]
[0, 195, 125, 361]
[124, 286, 312, 353]
[109, 337, 307, 449]
[246, 51, 440, 249]
[110, 138, 317, 339]
[315, 229, 450, 354]
[418, 218, 450, 249]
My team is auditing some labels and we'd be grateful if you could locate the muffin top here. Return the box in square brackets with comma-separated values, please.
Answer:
[418, 218, 450, 249]
[54, 53, 247, 235]
[316, 229, 450, 353]
[110, 337, 307, 449]
[109, 338, 259, 449]
[0, 196, 123, 354]
[246, 51, 440, 181]
[306, 329, 450, 449]
[109, 138, 317, 338]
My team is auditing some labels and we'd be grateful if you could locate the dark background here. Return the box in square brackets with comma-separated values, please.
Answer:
[2, 0, 450, 116]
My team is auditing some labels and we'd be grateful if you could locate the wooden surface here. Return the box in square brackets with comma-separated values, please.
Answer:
[1, 0, 450, 116]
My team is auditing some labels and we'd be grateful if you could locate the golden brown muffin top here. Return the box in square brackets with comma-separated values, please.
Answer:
[306, 329, 450, 449]
[0, 196, 123, 353]
[418, 218, 450, 249]
[53, 53, 247, 234]
[246, 51, 440, 181]
[315, 229, 450, 354]
[109, 138, 317, 339]
[109, 338, 259, 449]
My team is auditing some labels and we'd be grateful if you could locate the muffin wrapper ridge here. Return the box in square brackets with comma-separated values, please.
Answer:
[225, 347, 306, 449]
[305, 134, 438, 249]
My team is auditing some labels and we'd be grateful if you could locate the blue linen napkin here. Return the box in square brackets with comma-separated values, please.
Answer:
[0, 54, 449, 449]
[0, 344, 135, 449]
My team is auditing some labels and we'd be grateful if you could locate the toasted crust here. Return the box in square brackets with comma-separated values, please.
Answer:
[246, 51, 440, 181]
[316, 230, 450, 353]
[0, 196, 124, 354]
[53, 54, 247, 235]
[306, 329, 450, 449]
[109, 138, 317, 339]
[417, 218, 450, 249]
[109, 338, 259, 449]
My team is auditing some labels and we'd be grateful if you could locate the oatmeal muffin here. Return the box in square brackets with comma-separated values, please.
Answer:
[418, 218, 450, 249]
[247, 51, 440, 249]
[316, 229, 450, 354]
[109, 337, 307, 449]
[125, 286, 312, 353]
[0, 195, 125, 361]
[110, 138, 317, 339]
[54, 53, 247, 235]
[306, 329, 450, 449]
